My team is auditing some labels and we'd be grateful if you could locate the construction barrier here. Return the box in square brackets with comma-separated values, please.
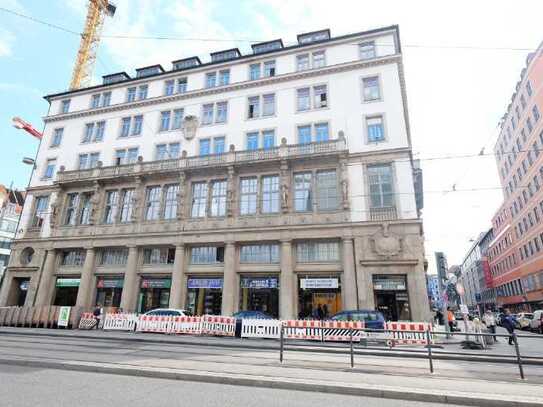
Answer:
[385, 322, 433, 346]
[169, 316, 202, 335]
[241, 319, 281, 339]
[136, 315, 171, 333]
[78, 312, 97, 330]
[282, 320, 322, 340]
[201, 315, 235, 337]
[321, 320, 365, 342]
[103, 313, 138, 331]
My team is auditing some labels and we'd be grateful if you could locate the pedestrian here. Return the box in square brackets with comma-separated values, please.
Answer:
[317, 304, 324, 320]
[483, 309, 497, 342]
[435, 310, 444, 326]
[447, 307, 455, 332]
[322, 304, 329, 319]
[92, 304, 103, 330]
[501, 308, 516, 345]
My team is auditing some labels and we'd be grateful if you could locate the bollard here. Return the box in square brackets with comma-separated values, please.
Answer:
[426, 328, 434, 374]
[349, 328, 354, 368]
[279, 324, 284, 363]
[512, 333, 525, 380]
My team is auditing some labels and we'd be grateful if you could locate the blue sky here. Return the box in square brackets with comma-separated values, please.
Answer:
[1, 0, 543, 266]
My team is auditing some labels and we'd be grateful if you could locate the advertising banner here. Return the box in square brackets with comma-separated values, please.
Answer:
[56, 278, 81, 287]
[187, 278, 223, 289]
[141, 279, 171, 289]
[57, 306, 71, 327]
[300, 278, 339, 289]
[97, 278, 124, 288]
[240, 277, 278, 289]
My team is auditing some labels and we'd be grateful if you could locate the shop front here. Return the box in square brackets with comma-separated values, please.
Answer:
[186, 277, 223, 316]
[53, 277, 80, 306]
[239, 276, 279, 318]
[138, 278, 171, 313]
[10, 278, 30, 306]
[373, 275, 411, 321]
[298, 276, 342, 319]
[95, 277, 123, 307]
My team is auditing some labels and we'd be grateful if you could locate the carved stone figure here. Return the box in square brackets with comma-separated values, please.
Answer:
[341, 179, 349, 207]
[371, 223, 402, 258]
[281, 182, 289, 209]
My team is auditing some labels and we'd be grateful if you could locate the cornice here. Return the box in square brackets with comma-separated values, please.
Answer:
[43, 55, 402, 124]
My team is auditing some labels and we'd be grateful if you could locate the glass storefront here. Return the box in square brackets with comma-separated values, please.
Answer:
[95, 277, 123, 307]
[239, 276, 279, 318]
[186, 277, 223, 316]
[298, 276, 342, 319]
[373, 275, 411, 321]
[53, 278, 80, 306]
[138, 278, 171, 313]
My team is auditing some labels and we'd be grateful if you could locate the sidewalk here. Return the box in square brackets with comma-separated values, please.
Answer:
[1, 327, 543, 406]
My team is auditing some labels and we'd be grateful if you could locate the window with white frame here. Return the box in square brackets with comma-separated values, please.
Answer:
[64, 193, 80, 225]
[51, 128, 63, 147]
[32, 196, 49, 228]
[314, 85, 327, 108]
[296, 54, 310, 71]
[163, 184, 179, 220]
[366, 115, 385, 142]
[201, 102, 227, 125]
[155, 142, 180, 160]
[126, 87, 136, 102]
[294, 172, 312, 212]
[316, 170, 338, 211]
[216, 101, 228, 123]
[91, 92, 111, 108]
[144, 186, 162, 221]
[190, 246, 224, 264]
[249, 61, 276, 80]
[205, 72, 217, 88]
[261, 175, 280, 213]
[119, 189, 135, 223]
[249, 64, 260, 80]
[297, 88, 310, 111]
[362, 76, 381, 101]
[359, 41, 376, 59]
[312, 50, 326, 68]
[264, 60, 276, 77]
[296, 241, 339, 262]
[240, 177, 258, 215]
[199, 138, 211, 156]
[143, 247, 175, 264]
[79, 193, 92, 225]
[60, 99, 71, 114]
[115, 148, 139, 165]
[191, 182, 208, 218]
[164, 78, 187, 96]
[247, 132, 259, 150]
[120, 115, 143, 138]
[367, 164, 394, 208]
[248, 96, 260, 119]
[297, 124, 329, 144]
[83, 121, 105, 143]
[240, 244, 279, 263]
[297, 85, 327, 111]
[43, 158, 56, 179]
[78, 152, 100, 170]
[219, 69, 230, 86]
[138, 85, 148, 100]
[99, 248, 128, 266]
[213, 136, 226, 154]
[103, 190, 119, 224]
[210, 180, 227, 217]
[262, 94, 275, 116]
[248, 94, 275, 118]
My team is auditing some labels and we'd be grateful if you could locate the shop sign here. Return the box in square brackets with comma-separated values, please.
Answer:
[396, 292, 409, 301]
[56, 278, 81, 288]
[57, 306, 71, 327]
[97, 279, 124, 288]
[187, 278, 223, 289]
[300, 278, 339, 289]
[240, 277, 278, 289]
[141, 279, 171, 289]
[19, 280, 29, 291]
[373, 278, 406, 291]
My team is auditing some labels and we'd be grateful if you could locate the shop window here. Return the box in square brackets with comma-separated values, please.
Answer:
[186, 277, 223, 315]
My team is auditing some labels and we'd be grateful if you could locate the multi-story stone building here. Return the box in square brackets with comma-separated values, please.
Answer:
[489, 40, 543, 312]
[0, 25, 429, 321]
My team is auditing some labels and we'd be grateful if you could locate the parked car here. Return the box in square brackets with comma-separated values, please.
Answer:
[529, 310, 543, 333]
[516, 313, 534, 330]
[143, 308, 190, 317]
[329, 309, 385, 330]
[232, 310, 273, 337]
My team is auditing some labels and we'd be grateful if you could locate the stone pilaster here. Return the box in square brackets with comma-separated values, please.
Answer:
[75, 247, 96, 308]
[341, 238, 357, 310]
[279, 239, 295, 319]
[280, 160, 290, 213]
[226, 166, 236, 217]
[177, 172, 186, 220]
[34, 249, 57, 306]
[354, 237, 373, 309]
[169, 244, 186, 309]
[0, 270, 13, 306]
[221, 242, 236, 315]
[120, 245, 139, 312]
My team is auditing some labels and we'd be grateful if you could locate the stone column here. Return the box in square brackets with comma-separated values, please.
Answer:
[409, 260, 432, 322]
[34, 249, 57, 306]
[169, 244, 186, 309]
[279, 239, 295, 320]
[354, 237, 374, 309]
[342, 238, 357, 310]
[120, 246, 139, 312]
[0, 270, 13, 306]
[75, 247, 96, 309]
[221, 242, 236, 316]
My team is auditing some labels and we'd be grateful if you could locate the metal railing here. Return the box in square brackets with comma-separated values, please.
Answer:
[370, 206, 397, 221]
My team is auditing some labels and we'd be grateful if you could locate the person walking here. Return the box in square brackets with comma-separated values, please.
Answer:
[501, 309, 516, 345]
[447, 307, 455, 332]
[92, 305, 103, 330]
[483, 309, 497, 342]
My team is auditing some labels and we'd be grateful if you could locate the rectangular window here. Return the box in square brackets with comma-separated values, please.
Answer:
[103, 191, 119, 224]
[263, 130, 275, 149]
[315, 123, 329, 142]
[119, 189, 134, 223]
[294, 172, 312, 212]
[210, 180, 227, 217]
[527, 117, 533, 133]
[199, 139, 210, 156]
[261, 175, 279, 213]
[177, 78, 187, 93]
[205, 72, 217, 88]
[312, 50, 326, 68]
[247, 132, 259, 150]
[143, 247, 175, 265]
[367, 115, 385, 142]
[297, 88, 310, 111]
[316, 170, 338, 211]
[297, 125, 312, 144]
[250, 63, 260, 80]
[240, 177, 258, 215]
[264, 60, 276, 77]
[160, 111, 171, 131]
[296, 54, 310, 71]
[155, 144, 168, 161]
[191, 182, 208, 218]
[163, 184, 179, 220]
[213, 137, 225, 154]
[248, 96, 260, 119]
[60, 250, 86, 266]
[218, 69, 230, 86]
[533, 105, 541, 122]
[216, 102, 227, 123]
[314, 85, 327, 108]
[144, 186, 162, 221]
[102, 92, 111, 107]
[79, 193, 92, 225]
[44, 159, 56, 179]
[120, 117, 131, 138]
[91, 94, 100, 109]
[126, 87, 136, 102]
[363, 76, 381, 101]
[190, 246, 224, 264]
[32, 196, 49, 228]
[64, 193, 80, 225]
[368, 164, 394, 208]
[132, 115, 143, 135]
[172, 108, 184, 130]
[240, 244, 279, 263]
[99, 248, 128, 266]
[359, 41, 376, 59]
[262, 94, 275, 116]
[51, 128, 63, 147]
[526, 80, 533, 96]
[116, 148, 139, 165]
[138, 85, 148, 100]
[61, 99, 71, 114]
[164, 79, 174, 96]
[95, 121, 105, 141]
[297, 241, 339, 262]
[202, 104, 214, 125]
[78, 153, 100, 170]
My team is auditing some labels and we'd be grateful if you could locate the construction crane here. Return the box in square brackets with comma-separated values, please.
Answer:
[69, 0, 116, 90]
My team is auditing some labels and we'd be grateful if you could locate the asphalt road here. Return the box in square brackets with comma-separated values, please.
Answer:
[0, 364, 465, 407]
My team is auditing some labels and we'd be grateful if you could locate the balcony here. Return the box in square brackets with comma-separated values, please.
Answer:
[56, 138, 347, 184]
[370, 206, 397, 221]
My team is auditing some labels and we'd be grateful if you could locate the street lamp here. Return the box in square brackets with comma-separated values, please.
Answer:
[12, 117, 42, 139]
[22, 157, 35, 166]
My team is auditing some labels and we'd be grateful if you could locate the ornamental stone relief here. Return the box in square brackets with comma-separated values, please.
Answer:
[371, 223, 402, 258]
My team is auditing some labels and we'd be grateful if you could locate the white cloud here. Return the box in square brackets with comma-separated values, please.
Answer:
[0, 28, 15, 57]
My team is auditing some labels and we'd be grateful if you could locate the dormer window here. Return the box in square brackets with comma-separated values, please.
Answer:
[210, 48, 240, 62]
[297, 29, 330, 45]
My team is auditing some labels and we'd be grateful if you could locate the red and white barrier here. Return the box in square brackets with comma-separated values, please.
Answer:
[169, 316, 202, 335]
[136, 315, 171, 333]
[201, 315, 235, 336]
[241, 319, 281, 339]
[103, 313, 138, 331]
[385, 322, 433, 346]
[321, 320, 365, 342]
[282, 320, 322, 340]
[78, 312, 97, 330]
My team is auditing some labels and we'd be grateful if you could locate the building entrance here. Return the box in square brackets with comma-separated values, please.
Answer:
[298, 277, 341, 319]
[95, 277, 123, 307]
[239, 276, 279, 317]
[373, 275, 411, 321]
[186, 277, 223, 315]
[53, 278, 80, 306]
[138, 278, 171, 313]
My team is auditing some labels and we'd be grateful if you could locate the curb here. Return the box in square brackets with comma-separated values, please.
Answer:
[0, 356, 541, 407]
